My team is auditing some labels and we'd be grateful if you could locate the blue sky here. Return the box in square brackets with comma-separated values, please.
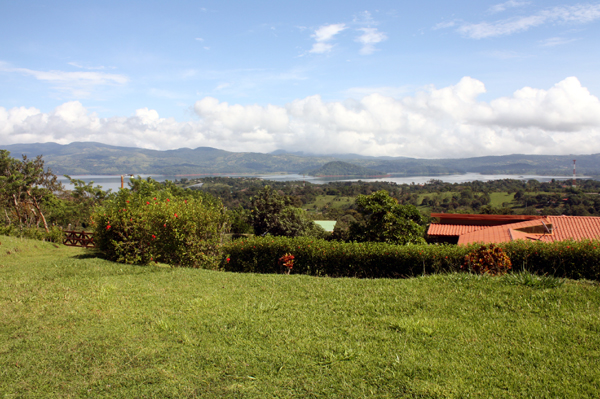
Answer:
[1, 0, 600, 158]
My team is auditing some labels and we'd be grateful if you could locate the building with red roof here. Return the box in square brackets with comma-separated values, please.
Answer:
[427, 213, 600, 245]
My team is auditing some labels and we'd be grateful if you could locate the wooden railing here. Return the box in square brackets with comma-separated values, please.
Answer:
[63, 231, 95, 248]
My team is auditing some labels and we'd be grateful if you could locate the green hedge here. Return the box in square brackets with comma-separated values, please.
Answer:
[221, 237, 600, 280]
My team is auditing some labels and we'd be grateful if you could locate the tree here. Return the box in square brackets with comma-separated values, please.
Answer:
[251, 186, 313, 237]
[0, 151, 63, 232]
[348, 190, 426, 245]
[60, 175, 112, 229]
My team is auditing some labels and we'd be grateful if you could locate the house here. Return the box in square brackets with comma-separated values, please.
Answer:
[427, 213, 600, 245]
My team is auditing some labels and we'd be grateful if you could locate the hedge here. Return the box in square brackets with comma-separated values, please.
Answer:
[220, 236, 600, 280]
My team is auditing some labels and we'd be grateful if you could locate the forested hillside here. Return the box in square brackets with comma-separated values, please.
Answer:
[1, 142, 599, 177]
[304, 161, 384, 177]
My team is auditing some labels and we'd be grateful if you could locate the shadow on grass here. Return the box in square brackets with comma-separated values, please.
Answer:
[71, 249, 105, 260]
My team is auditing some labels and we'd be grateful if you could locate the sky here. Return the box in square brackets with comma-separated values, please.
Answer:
[1, 0, 600, 159]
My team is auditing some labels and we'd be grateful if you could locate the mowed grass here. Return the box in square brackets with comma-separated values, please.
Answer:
[1, 236, 600, 398]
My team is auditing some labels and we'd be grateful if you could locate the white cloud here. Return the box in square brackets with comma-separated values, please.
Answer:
[2, 65, 128, 85]
[345, 85, 411, 98]
[488, 1, 530, 14]
[433, 20, 457, 30]
[355, 28, 387, 55]
[2, 77, 600, 158]
[309, 23, 346, 53]
[540, 36, 578, 47]
[353, 10, 377, 26]
[67, 62, 114, 70]
[0, 62, 128, 97]
[455, 3, 600, 38]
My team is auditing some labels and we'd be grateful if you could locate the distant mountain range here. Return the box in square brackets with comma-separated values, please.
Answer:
[304, 161, 385, 177]
[1, 142, 599, 177]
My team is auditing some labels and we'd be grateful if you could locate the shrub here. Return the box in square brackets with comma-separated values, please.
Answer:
[462, 244, 512, 276]
[0, 225, 64, 243]
[221, 237, 600, 280]
[502, 239, 600, 280]
[221, 236, 466, 278]
[93, 190, 226, 268]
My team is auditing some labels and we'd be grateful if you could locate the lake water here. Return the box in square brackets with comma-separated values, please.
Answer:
[58, 172, 590, 192]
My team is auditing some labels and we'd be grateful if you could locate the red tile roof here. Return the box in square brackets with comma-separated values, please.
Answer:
[543, 216, 600, 242]
[427, 224, 488, 236]
[428, 214, 600, 245]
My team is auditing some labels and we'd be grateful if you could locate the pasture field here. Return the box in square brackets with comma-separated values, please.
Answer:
[489, 192, 515, 207]
[1, 235, 599, 398]
[304, 194, 354, 211]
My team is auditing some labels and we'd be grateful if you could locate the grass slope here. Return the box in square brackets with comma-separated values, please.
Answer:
[1, 236, 599, 398]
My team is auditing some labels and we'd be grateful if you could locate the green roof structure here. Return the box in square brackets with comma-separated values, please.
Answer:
[314, 220, 337, 232]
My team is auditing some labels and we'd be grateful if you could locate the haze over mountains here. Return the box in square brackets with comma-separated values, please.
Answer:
[1, 142, 599, 178]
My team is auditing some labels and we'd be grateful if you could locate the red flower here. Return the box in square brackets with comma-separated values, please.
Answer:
[164, 223, 167, 227]
[152, 235, 156, 240]
[226, 257, 230, 263]
[166, 199, 170, 202]
[106, 225, 111, 230]
[153, 197, 157, 200]
[146, 201, 150, 205]
[174, 213, 178, 218]
[126, 200, 129, 203]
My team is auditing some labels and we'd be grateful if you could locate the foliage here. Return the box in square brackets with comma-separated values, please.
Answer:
[0, 150, 63, 232]
[348, 190, 426, 245]
[93, 177, 226, 267]
[462, 244, 512, 276]
[227, 206, 253, 234]
[222, 236, 600, 281]
[278, 252, 295, 274]
[250, 185, 314, 237]
[0, 224, 63, 243]
[54, 175, 112, 229]
[502, 239, 600, 280]
[222, 236, 465, 277]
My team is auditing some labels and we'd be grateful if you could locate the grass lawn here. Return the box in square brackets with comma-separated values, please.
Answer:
[1, 236, 600, 398]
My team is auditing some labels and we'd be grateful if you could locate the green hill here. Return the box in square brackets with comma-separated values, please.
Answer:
[305, 161, 384, 177]
[1, 142, 599, 177]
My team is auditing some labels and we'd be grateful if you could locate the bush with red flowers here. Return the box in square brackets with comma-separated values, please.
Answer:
[93, 178, 226, 267]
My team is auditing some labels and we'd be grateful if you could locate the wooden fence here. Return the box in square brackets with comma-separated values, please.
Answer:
[63, 231, 95, 248]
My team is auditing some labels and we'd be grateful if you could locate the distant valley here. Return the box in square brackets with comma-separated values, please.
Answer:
[1, 142, 599, 178]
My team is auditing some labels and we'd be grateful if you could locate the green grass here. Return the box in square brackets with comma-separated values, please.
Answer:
[489, 192, 515, 207]
[1, 236, 600, 398]
[305, 195, 354, 211]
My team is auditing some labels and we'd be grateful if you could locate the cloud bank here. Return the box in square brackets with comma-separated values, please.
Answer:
[1, 77, 599, 158]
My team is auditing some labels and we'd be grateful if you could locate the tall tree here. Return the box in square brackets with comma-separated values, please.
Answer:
[251, 185, 313, 237]
[0, 151, 62, 232]
[348, 190, 426, 245]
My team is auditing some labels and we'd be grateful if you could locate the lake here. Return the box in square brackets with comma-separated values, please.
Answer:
[58, 172, 590, 192]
